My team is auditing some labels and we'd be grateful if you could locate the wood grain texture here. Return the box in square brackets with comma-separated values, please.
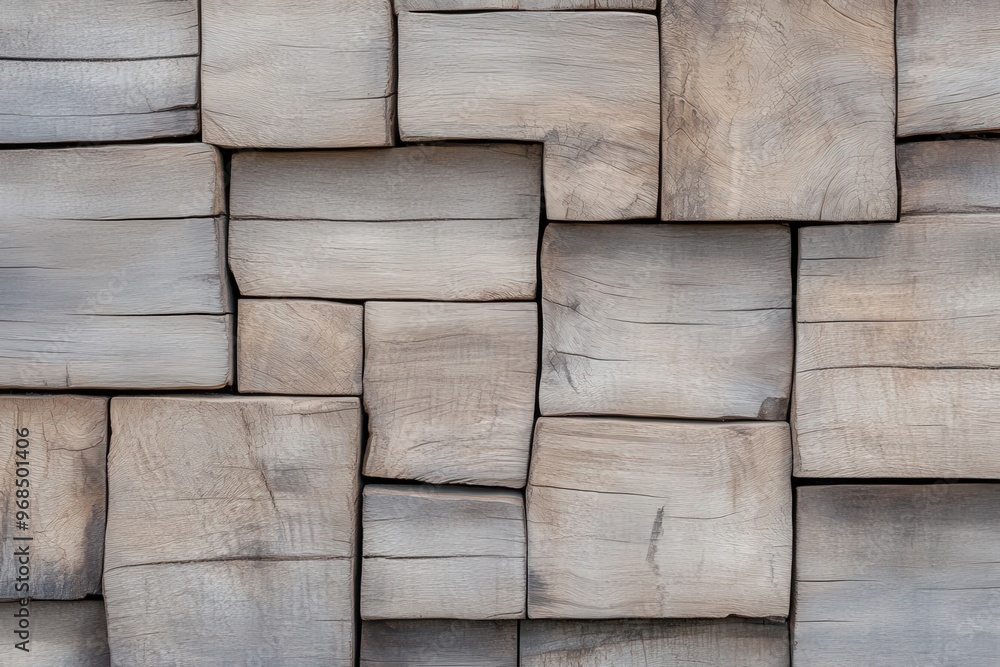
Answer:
[540, 223, 792, 419]
[229, 144, 540, 301]
[0, 600, 109, 665]
[238, 299, 363, 395]
[898, 140, 1000, 216]
[363, 302, 537, 487]
[395, 0, 654, 11]
[361, 620, 517, 666]
[201, 0, 395, 147]
[398, 12, 659, 221]
[362, 485, 526, 620]
[898, 0, 1000, 135]
[661, 0, 897, 221]
[0, 396, 106, 600]
[105, 559, 353, 667]
[527, 418, 792, 618]
[105, 396, 361, 571]
[521, 619, 789, 666]
[795, 485, 1000, 666]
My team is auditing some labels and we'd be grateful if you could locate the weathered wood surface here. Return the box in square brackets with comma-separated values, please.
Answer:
[105, 396, 361, 570]
[661, 0, 897, 221]
[105, 559, 353, 667]
[898, 0, 1000, 136]
[521, 619, 789, 666]
[396, 0, 654, 11]
[540, 224, 792, 419]
[201, 0, 395, 147]
[398, 12, 659, 221]
[229, 144, 540, 301]
[238, 299, 364, 395]
[361, 620, 518, 666]
[898, 140, 1000, 216]
[528, 418, 792, 618]
[0, 600, 109, 665]
[362, 485, 526, 619]
[363, 302, 537, 487]
[795, 485, 1000, 666]
[0, 396, 107, 600]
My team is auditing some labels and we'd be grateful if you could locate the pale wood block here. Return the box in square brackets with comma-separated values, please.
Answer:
[527, 418, 792, 618]
[363, 302, 537, 487]
[361, 620, 517, 666]
[0, 396, 106, 600]
[0, 600, 109, 665]
[540, 223, 792, 419]
[898, 139, 1000, 216]
[520, 619, 789, 666]
[898, 0, 1000, 135]
[661, 0, 896, 221]
[105, 396, 360, 570]
[795, 485, 1000, 666]
[201, 0, 395, 148]
[361, 485, 526, 620]
[396, 0, 654, 10]
[398, 12, 659, 221]
[105, 559, 353, 667]
[238, 299, 363, 395]
[229, 144, 540, 301]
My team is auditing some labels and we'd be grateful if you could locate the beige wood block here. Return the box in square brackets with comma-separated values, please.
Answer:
[0, 396, 106, 600]
[795, 485, 1000, 666]
[396, 0, 654, 10]
[361, 620, 518, 666]
[363, 302, 537, 487]
[398, 11, 659, 221]
[540, 223, 792, 419]
[105, 396, 360, 570]
[201, 0, 395, 148]
[361, 485, 526, 620]
[661, 0, 896, 221]
[898, 139, 1000, 216]
[238, 299, 363, 395]
[527, 418, 792, 618]
[0, 600, 109, 665]
[229, 144, 540, 301]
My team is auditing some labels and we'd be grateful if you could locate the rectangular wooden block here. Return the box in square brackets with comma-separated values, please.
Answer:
[540, 224, 792, 419]
[229, 144, 541, 301]
[0, 396, 107, 601]
[201, 0, 395, 147]
[361, 620, 518, 666]
[527, 418, 792, 618]
[661, 0, 896, 220]
[795, 485, 1000, 666]
[0, 600, 109, 665]
[238, 299, 364, 395]
[362, 485, 526, 620]
[363, 302, 537, 487]
[397, 0, 655, 8]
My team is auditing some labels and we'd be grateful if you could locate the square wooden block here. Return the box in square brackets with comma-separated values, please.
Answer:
[362, 485, 526, 620]
[795, 485, 1000, 666]
[527, 418, 792, 618]
[0, 600, 109, 663]
[364, 302, 537, 487]
[238, 299, 363, 395]
[361, 620, 517, 666]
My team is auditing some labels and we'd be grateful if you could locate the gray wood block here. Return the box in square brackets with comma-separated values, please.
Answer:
[397, 0, 654, 8]
[0, 600, 109, 665]
[795, 484, 1000, 666]
[361, 620, 518, 666]
[527, 418, 792, 618]
[540, 223, 792, 419]
[0, 396, 107, 600]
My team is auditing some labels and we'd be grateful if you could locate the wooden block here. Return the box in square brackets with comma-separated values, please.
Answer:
[398, 12, 659, 221]
[363, 302, 537, 487]
[0, 144, 232, 390]
[396, 0, 654, 10]
[898, 0, 1000, 135]
[201, 0, 395, 148]
[661, 0, 896, 221]
[361, 485, 526, 620]
[898, 139, 1000, 216]
[0, 396, 106, 600]
[540, 223, 792, 419]
[0, 2, 198, 143]
[527, 418, 792, 618]
[229, 144, 540, 301]
[520, 619, 789, 665]
[0, 600, 109, 664]
[105, 396, 360, 570]
[105, 559, 353, 666]
[238, 299, 364, 395]
[361, 620, 517, 666]
[795, 485, 1000, 666]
